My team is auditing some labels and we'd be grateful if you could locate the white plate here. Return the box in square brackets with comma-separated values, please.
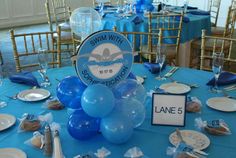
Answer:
[0, 114, 16, 131]
[159, 82, 191, 94]
[0, 148, 27, 158]
[17, 89, 50, 102]
[169, 130, 210, 150]
[136, 76, 144, 84]
[206, 97, 236, 112]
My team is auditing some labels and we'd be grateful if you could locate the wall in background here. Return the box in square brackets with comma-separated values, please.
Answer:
[0, 0, 232, 29]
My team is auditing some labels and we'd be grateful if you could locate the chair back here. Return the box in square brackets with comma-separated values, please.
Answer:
[223, 5, 236, 38]
[45, 0, 71, 32]
[208, 0, 221, 27]
[93, 0, 112, 7]
[10, 27, 62, 72]
[200, 29, 236, 73]
[147, 12, 183, 65]
[113, 26, 161, 63]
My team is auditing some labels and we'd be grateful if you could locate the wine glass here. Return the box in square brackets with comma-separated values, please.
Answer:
[38, 48, 51, 87]
[0, 64, 7, 108]
[211, 52, 224, 93]
[155, 45, 166, 80]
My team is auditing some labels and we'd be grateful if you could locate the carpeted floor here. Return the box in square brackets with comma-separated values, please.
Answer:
[0, 23, 73, 77]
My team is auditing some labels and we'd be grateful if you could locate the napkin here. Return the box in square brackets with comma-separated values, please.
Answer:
[9, 71, 40, 87]
[188, 10, 210, 15]
[181, 6, 198, 10]
[207, 71, 236, 86]
[132, 16, 144, 25]
[175, 16, 190, 23]
[143, 62, 166, 74]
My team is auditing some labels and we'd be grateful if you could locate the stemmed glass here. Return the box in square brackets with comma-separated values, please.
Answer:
[0, 64, 7, 108]
[155, 44, 166, 80]
[211, 52, 224, 93]
[38, 48, 51, 87]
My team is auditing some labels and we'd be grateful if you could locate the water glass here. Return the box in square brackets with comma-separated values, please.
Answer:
[183, 0, 189, 13]
[0, 64, 7, 108]
[38, 48, 51, 87]
[155, 45, 166, 80]
[212, 52, 224, 93]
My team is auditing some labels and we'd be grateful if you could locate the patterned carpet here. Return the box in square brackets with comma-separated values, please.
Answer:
[0, 23, 72, 77]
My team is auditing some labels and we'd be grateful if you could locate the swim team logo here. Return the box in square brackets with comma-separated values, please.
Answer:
[76, 31, 133, 87]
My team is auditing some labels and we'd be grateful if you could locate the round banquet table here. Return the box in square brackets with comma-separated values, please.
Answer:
[102, 11, 211, 67]
[0, 64, 236, 158]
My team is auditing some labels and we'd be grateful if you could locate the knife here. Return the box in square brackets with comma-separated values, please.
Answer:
[164, 67, 179, 78]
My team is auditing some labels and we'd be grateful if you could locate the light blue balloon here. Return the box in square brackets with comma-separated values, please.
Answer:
[113, 79, 146, 103]
[100, 111, 133, 144]
[116, 98, 146, 128]
[81, 84, 115, 118]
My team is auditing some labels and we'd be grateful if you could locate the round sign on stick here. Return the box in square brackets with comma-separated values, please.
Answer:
[76, 30, 133, 87]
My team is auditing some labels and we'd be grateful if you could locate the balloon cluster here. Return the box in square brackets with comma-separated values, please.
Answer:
[136, 0, 154, 13]
[57, 74, 146, 144]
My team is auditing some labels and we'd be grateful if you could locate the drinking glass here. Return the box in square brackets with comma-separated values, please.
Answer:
[38, 48, 51, 87]
[155, 45, 166, 80]
[0, 64, 7, 108]
[211, 52, 224, 93]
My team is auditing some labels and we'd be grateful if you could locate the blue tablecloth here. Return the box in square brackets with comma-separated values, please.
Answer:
[102, 11, 211, 43]
[1, 64, 236, 158]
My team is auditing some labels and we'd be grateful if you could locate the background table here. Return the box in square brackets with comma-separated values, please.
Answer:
[102, 11, 211, 67]
[0, 64, 236, 158]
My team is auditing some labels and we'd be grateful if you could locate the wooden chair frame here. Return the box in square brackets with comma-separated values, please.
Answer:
[113, 26, 162, 63]
[10, 27, 62, 72]
[93, 0, 112, 7]
[208, 0, 221, 27]
[147, 12, 183, 65]
[200, 29, 236, 73]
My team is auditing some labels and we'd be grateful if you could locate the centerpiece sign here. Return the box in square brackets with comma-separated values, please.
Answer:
[76, 31, 133, 87]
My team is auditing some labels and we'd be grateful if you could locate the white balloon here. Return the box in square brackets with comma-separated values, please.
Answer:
[70, 7, 102, 40]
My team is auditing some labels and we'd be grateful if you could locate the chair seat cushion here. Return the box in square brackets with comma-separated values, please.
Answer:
[59, 22, 71, 31]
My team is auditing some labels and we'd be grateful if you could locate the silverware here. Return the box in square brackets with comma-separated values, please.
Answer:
[169, 78, 199, 88]
[164, 67, 179, 78]
[222, 90, 236, 99]
[5, 94, 17, 100]
[224, 84, 236, 90]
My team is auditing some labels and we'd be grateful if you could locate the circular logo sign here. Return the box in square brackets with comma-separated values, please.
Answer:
[76, 30, 133, 87]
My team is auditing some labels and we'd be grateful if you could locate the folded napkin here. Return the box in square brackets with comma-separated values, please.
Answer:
[143, 62, 166, 74]
[188, 10, 210, 15]
[127, 72, 137, 80]
[175, 16, 190, 23]
[207, 71, 236, 86]
[9, 71, 40, 87]
[181, 6, 198, 10]
[132, 16, 144, 25]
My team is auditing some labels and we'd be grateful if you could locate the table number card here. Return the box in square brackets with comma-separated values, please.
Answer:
[152, 93, 186, 126]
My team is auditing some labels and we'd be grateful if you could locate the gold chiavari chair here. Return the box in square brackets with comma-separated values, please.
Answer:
[10, 27, 62, 72]
[45, 0, 81, 58]
[190, 5, 236, 68]
[113, 26, 161, 63]
[93, 0, 112, 7]
[200, 29, 236, 73]
[208, 0, 221, 27]
[147, 12, 183, 65]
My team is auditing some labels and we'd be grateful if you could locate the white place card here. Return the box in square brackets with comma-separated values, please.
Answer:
[152, 93, 186, 126]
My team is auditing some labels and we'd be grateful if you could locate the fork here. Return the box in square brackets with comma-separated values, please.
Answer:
[169, 77, 199, 88]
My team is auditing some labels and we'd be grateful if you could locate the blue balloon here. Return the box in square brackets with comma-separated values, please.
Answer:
[67, 109, 100, 140]
[57, 76, 87, 108]
[81, 84, 115, 118]
[113, 79, 146, 103]
[116, 98, 146, 128]
[143, 0, 153, 5]
[100, 111, 133, 144]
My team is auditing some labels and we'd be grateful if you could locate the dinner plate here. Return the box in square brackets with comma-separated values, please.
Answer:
[136, 76, 144, 84]
[0, 114, 16, 131]
[206, 97, 236, 112]
[17, 88, 50, 102]
[169, 130, 210, 150]
[159, 82, 191, 94]
[0, 148, 27, 158]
